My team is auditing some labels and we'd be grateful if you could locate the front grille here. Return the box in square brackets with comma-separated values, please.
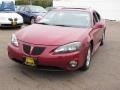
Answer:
[23, 44, 31, 55]
[8, 18, 13, 21]
[32, 47, 45, 55]
[14, 18, 18, 21]
[23, 44, 45, 55]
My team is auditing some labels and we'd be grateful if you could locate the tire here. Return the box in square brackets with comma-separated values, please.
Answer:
[80, 45, 92, 71]
[100, 32, 105, 46]
[30, 17, 35, 24]
[17, 26, 22, 28]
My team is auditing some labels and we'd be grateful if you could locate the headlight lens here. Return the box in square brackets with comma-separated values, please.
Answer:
[11, 34, 19, 47]
[54, 42, 81, 54]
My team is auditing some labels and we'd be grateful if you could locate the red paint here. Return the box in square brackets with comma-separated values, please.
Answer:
[8, 8, 106, 71]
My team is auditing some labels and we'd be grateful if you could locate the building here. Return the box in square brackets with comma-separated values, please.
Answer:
[53, 0, 120, 21]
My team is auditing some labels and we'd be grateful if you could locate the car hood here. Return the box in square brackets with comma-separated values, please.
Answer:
[0, 12, 23, 19]
[16, 24, 90, 45]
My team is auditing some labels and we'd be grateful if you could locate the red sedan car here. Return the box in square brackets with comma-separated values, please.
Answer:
[8, 8, 106, 71]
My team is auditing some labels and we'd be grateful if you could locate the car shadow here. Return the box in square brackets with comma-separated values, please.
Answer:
[0, 24, 28, 31]
[0, 27, 21, 31]
[12, 63, 87, 80]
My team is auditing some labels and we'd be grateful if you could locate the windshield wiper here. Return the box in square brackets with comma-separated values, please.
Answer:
[53, 24, 72, 27]
[38, 23, 73, 27]
[38, 22, 51, 25]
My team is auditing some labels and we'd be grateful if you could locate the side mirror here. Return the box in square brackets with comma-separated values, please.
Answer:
[93, 22, 104, 29]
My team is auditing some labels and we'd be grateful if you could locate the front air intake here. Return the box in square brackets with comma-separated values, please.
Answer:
[31, 47, 45, 55]
[23, 44, 31, 55]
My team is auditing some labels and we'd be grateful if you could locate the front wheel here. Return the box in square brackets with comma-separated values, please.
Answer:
[80, 45, 92, 71]
[30, 17, 35, 24]
[100, 32, 105, 46]
[17, 26, 22, 28]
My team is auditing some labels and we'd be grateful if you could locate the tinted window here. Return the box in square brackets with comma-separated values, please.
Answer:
[0, 1, 15, 11]
[95, 12, 101, 21]
[93, 12, 99, 25]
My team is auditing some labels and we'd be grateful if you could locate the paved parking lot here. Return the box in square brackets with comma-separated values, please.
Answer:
[0, 21, 120, 90]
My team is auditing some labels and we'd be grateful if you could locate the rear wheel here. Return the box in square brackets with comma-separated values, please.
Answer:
[80, 45, 92, 71]
[100, 32, 105, 46]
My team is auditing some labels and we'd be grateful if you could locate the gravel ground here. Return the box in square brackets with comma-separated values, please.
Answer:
[0, 21, 120, 90]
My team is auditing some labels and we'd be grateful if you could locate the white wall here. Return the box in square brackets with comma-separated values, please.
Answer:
[53, 0, 120, 21]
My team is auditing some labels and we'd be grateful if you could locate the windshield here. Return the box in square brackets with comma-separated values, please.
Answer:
[0, 1, 15, 11]
[30, 6, 47, 13]
[39, 10, 91, 28]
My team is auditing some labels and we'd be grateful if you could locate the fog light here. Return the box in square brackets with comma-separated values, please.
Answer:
[69, 60, 78, 68]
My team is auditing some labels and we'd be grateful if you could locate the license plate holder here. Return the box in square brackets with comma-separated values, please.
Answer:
[25, 57, 36, 66]
[12, 21, 17, 26]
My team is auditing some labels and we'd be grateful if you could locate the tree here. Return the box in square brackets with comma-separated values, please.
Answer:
[16, 0, 53, 8]
[28, 0, 32, 5]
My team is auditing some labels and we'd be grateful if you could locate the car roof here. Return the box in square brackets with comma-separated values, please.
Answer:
[18, 5, 43, 8]
[24, 5, 42, 7]
[50, 7, 94, 13]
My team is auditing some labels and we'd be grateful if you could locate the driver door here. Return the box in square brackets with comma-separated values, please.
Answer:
[92, 11, 103, 47]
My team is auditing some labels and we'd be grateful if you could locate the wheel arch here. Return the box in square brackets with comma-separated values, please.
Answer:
[90, 40, 94, 52]
[30, 16, 35, 20]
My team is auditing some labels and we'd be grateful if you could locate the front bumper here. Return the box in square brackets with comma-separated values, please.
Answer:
[0, 23, 23, 27]
[0, 20, 23, 27]
[8, 42, 87, 71]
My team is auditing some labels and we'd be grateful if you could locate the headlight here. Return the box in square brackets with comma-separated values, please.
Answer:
[54, 42, 81, 54]
[11, 34, 19, 47]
